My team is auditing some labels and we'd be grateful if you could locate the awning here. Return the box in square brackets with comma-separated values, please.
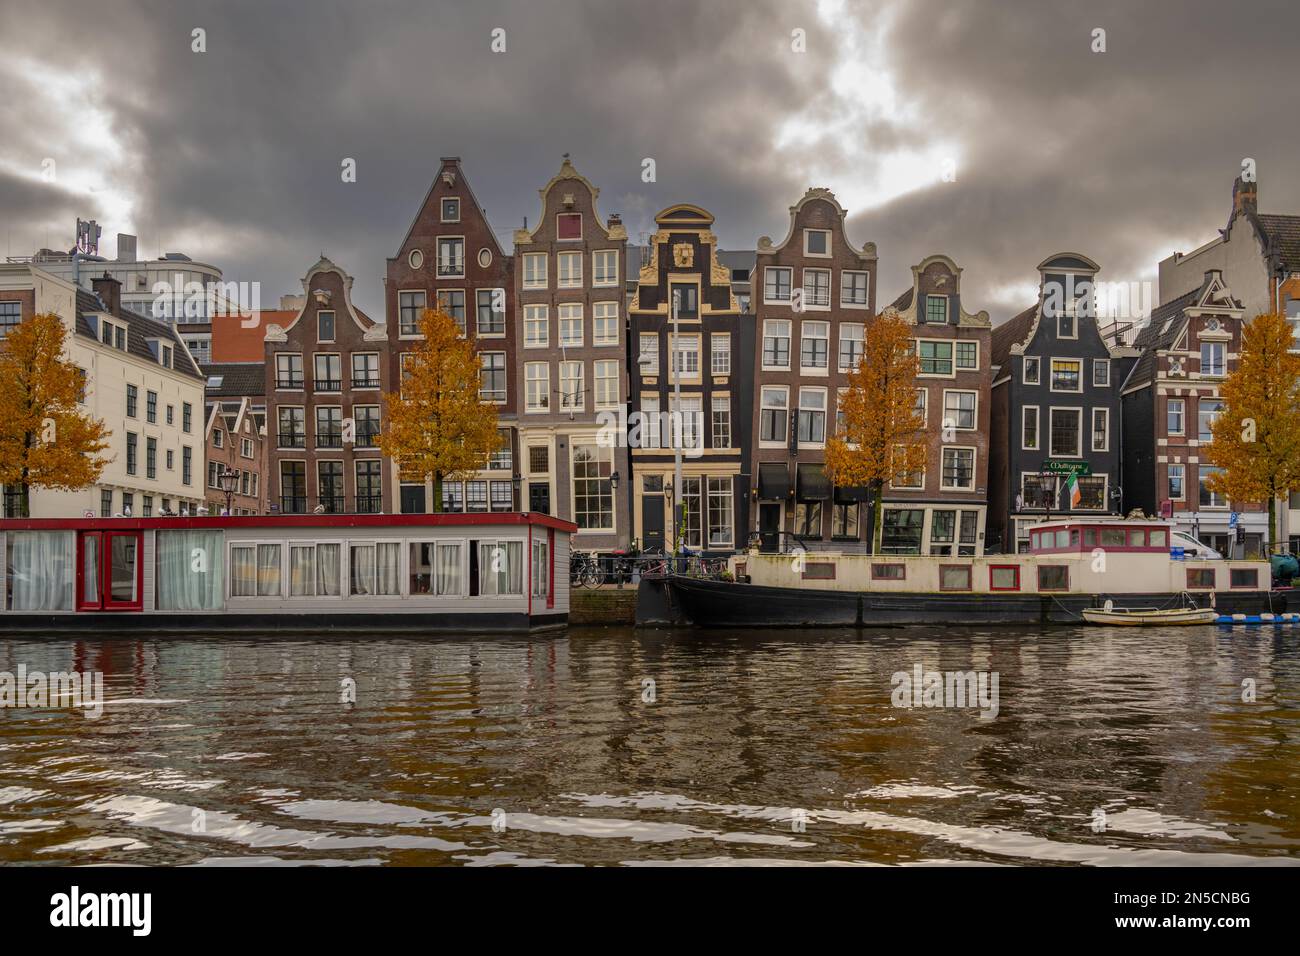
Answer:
[757, 462, 791, 500]
[834, 484, 869, 503]
[796, 464, 830, 500]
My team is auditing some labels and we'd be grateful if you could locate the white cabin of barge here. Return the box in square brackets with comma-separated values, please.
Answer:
[0, 513, 575, 630]
[737, 517, 1270, 596]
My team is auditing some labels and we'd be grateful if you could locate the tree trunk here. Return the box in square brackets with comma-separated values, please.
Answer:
[870, 479, 884, 555]
[1269, 495, 1277, 554]
[18, 482, 31, 519]
[432, 473, 443, 514]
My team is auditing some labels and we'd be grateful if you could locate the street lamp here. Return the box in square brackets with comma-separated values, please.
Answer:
[217, 467, 239, 515]
[511, 472, 522, 511]
[610, 470, 620, 492]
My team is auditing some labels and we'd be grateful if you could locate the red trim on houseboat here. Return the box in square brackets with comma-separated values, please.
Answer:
[0, 512, 578, 534]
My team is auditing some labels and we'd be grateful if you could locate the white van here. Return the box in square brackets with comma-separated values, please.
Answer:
[1171, 531, 1224, 560]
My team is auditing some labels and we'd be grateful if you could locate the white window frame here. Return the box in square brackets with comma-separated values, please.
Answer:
[1021, 405, 1040, 451]
[437, 236, 465, 279]
[523, 253, 548, 290]
[1091, 406, 1109, 452]
[558, 303, 584, 347]
[940, 446, 977, 492]
[955, 340, 979, 371]
[525, 362, 550, 413]
[838, 323, 865, 371]
[1167, 397, 1185, 436]
[638, 333, 659, 376]
[1023, 356, 1041, 385]
[559, 361, 584, 412]
[799, 320, 830, 373]
[840, 271, 869, 309]
[759, 385, 790, 448]
[1048, 406, 1083, 458]
[592, 249, 619, 288]
[803, 229, 832, 258]
[797, 386, 828, 447]
[710, 332, 731, 375]
[763, 266, 793, 304]
[1092, 358, 1111, 387]
[1167, 463, 1186, 501]
[942, 389, 978, 432]
[557, 251, 583, 289]
[916, 338, 955, 378]
[592, 301, 619, 346]
[594, 359, 619, 410]
[1048, 356, 1083, 393]
[801, 268, 832, 310]
[762, 319, 792, 371]
[524, 304, 549, 349]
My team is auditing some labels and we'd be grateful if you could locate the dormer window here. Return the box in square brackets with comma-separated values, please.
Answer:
[924, 295, 948, 325]
[99, 319, 126, 351]
[803, 229, 831, 257]
[161, 344, 172, 368]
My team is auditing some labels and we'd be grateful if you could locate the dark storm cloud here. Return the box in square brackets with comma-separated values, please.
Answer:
[2, 0, 1297, 320]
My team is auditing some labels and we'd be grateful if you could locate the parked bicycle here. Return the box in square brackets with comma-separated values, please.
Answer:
[569, 550, 603, 589]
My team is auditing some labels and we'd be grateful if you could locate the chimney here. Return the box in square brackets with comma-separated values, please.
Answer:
[91, 272, 122, 315]
[116, 233, 137, 262]
[1232, 175, 1257, 219]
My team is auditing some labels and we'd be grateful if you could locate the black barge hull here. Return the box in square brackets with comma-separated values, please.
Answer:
[664, 576, 1289, 628]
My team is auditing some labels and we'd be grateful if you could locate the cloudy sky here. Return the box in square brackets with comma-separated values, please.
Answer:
[2, 0, 1297, 322]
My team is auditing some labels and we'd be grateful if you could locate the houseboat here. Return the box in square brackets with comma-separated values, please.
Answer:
[0, 512, 574, 633]
[660, 517, 1289, 627]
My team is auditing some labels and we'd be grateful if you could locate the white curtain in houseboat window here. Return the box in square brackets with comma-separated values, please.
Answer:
[316, 544, 341, 596]
[231, 546, 256, 597]
[435, 543, 461, 596]
[8, 532, 74, 610]
[479, 540, 523, 596]
[157, 530, 224, 610]
[290, 546, 315, 597]
[350, 544, 375, 595]
[377, 542, 400, 595]
[256, 544, 281, 596]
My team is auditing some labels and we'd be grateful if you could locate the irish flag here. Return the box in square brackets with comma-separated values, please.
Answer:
[1066, 474, 1082, 508]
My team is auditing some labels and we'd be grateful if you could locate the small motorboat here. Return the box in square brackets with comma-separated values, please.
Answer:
[1082, 601, 1218, 626]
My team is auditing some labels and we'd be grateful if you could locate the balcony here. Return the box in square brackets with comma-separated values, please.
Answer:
[275, 376, 304, 389]
[313, 378, 342, 392]
[351, 375, 380, 388]
[278, 433, 306, 449]
[355, 495, 384, 514]
[279, 495, 308, 514]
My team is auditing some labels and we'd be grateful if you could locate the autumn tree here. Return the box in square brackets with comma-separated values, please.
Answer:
[1205, 312, 1300, 551]
[825, 309, 927, 553]
[378, 307, 502, 511]
[0, 312, 112, 516]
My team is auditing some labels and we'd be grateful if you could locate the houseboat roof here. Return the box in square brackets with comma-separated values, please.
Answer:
[0, 512, 578, 534]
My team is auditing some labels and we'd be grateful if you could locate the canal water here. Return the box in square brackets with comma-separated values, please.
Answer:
[1, 626, 1297, 866]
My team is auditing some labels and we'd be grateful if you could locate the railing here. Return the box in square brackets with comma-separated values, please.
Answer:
[275, 376, 304, 389]
[356, 429, 380, 448]
[437, 260, 464, 277]
[318, 495, 346, 514]
[280, 495, 308, 514]
[278, 433, 306, 448]
[313, 378, 342, 391]
[316, 433, 344, 448]
[351, 375, 380, 388]
[355, 495, 384, 514]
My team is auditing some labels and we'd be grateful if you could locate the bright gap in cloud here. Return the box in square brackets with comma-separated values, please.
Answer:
[773, 0, 961, 214]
